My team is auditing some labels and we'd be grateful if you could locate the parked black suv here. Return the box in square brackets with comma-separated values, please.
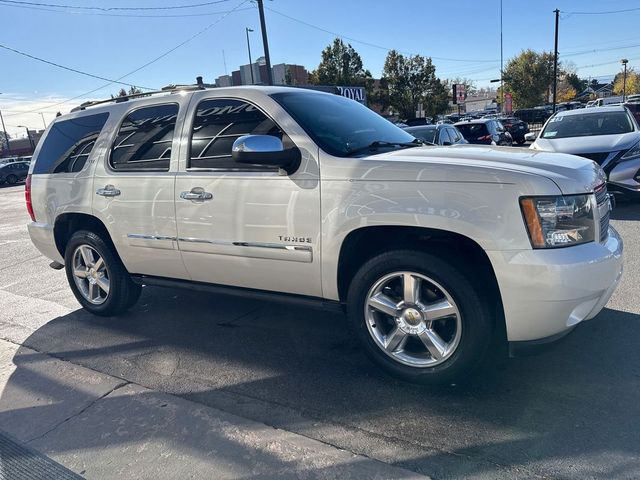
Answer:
[454, 119, 513, 146]
[0, 161, 29, 185]
[498, 117, 529, 144]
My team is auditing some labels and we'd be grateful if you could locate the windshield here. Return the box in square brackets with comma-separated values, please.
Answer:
[541, 111, 634, 139]
[271, 91, 416, 157]
[405, 127, 437, 144]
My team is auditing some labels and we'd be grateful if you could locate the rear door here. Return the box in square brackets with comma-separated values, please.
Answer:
[92, 100, 190, 279]
[174, 92, 322, 297]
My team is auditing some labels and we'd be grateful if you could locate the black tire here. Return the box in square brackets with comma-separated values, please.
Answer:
[6, 174, 17, 185]
[516, 138, 526, 145]
[346, 250, 495, 385]
[64, 230, 141, 316]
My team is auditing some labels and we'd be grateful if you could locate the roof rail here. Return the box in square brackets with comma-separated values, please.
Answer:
[70, 76, 216, 112]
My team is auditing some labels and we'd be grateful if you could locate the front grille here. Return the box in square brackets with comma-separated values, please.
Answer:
[594, 183, 609, 242]
[577, 152, 610, 165]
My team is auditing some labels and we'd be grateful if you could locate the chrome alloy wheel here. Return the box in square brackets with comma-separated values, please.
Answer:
[365, 271, 462, 367]
[71, 245, 110, 305]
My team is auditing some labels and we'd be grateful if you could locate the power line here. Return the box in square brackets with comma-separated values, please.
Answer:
[562, 7, 640, 15]
[5, 0, 251, 117]
[265, 6, 499, 63]
[0, 43, 154, 90]
[0, 2, 255, 17]
[0, 0, 234, 11]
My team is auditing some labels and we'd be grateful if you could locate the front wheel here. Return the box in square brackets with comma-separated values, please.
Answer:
[64, 230, 141, 316]
[347, 250, 495, 384]
[6, 174, 17, 185]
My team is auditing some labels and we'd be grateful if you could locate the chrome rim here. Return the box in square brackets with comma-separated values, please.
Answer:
[71, 245, 110, 305]
[364, 271, 462, 368]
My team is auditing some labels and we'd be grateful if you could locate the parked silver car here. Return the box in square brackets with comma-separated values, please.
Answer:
[531, 105, 640, 200]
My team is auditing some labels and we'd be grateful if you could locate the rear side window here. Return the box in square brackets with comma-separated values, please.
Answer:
[189, 98, 284, 170]
[110, 104, 178, 172]
[456, 123, 489, 139]
[32, 113, 109, 174]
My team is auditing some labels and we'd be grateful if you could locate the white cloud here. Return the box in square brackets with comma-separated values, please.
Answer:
[0, 92, 99, 137]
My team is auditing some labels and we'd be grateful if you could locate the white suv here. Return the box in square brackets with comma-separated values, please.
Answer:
[26, 86, 623, 383]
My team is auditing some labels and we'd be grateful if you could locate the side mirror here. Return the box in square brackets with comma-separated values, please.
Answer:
[232, 135, 301, 174]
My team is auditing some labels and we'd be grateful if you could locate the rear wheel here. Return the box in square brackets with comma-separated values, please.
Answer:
[6, 174, 17, 185]
[65, 230, 141, 316]
[347, 250, 495, 384]
[516, 138, 526, 145]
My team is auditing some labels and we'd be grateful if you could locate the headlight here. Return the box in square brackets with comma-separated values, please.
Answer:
[520, 195, 595, 248]
[621, 140, 640, 161]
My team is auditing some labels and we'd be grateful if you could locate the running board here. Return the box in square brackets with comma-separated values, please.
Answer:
[131, 275, 344, 313]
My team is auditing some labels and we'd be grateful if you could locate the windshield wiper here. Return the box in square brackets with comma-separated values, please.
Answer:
[346, 139, 425, 156]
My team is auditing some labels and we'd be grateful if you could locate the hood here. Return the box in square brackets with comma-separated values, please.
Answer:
[352, 145, 606, 195]
[532, 132, 640, 154]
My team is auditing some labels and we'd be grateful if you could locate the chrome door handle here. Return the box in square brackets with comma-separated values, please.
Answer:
[96, 185, 121, 197]
[180, 187, 213, 202]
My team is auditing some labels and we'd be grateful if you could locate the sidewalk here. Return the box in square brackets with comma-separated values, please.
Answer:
[0, 338, 428, 479]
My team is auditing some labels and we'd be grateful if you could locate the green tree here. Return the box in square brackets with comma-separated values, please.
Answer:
[309, 38, 372, 87]
[111, 86, 144, 99]
[376, 50, 449, 120]
[284, 66, 293, 86]
[502, 49, 555, 108]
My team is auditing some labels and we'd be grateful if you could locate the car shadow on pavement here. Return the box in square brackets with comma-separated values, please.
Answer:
[611, 202, 640, 221]
[2, 286, 640, 479]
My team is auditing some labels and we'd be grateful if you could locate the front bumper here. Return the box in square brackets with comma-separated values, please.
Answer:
[487, 226, 623, 342]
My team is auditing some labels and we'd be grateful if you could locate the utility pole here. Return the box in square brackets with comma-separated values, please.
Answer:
[245, 27, 254, 84]
[552, 8, 559, 113]
[256, 0, 273, 85]
[621, 59, 629, 102]
[0, 93, 10, 156]
[39, 112, 47, 129]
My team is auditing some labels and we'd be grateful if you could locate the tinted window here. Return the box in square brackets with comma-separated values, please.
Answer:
[190, 99, 285, 170]
[450, 127, 463, 143]
[405, 126, 436, 144]
[456, 123, 489, 139]
[541, 111, 634, 139]
[110, 104, 177, 172]
[272, 91, 416, 157]
[33, 113, 109, 174]
[439, 128, 452, 145]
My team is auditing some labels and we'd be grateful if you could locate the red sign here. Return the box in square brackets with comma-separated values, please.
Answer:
[504, 93, 513, 114]
[455, 84, 466, 104]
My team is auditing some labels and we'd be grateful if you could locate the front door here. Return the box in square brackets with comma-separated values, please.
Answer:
[174, 94, 322, 297]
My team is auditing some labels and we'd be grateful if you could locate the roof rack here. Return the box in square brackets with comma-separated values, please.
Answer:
[70, 76, 215, 112]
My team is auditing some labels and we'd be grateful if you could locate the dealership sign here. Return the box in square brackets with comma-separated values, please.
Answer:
[504, 93, 513, 114]
[453, 84, 466, 104]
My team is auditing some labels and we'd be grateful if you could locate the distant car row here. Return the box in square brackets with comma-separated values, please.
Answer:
[403, 117, 527, 146]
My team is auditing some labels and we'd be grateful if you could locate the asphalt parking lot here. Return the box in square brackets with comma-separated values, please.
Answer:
[1, 182, 639, 480]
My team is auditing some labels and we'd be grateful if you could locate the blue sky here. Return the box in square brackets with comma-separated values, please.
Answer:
[1, 0, 639, 134]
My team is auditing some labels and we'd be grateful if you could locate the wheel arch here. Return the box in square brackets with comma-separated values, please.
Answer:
[53, 212, 112, 258]
[336, 225, 504, 331]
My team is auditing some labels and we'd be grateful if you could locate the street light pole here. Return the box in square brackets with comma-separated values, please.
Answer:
[39, 112, 47, 129]
[245, 27, 254, 85]
[18, 126, 34, 151]
[621, 59, 629, 102]
[256, 0, 273, 86]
